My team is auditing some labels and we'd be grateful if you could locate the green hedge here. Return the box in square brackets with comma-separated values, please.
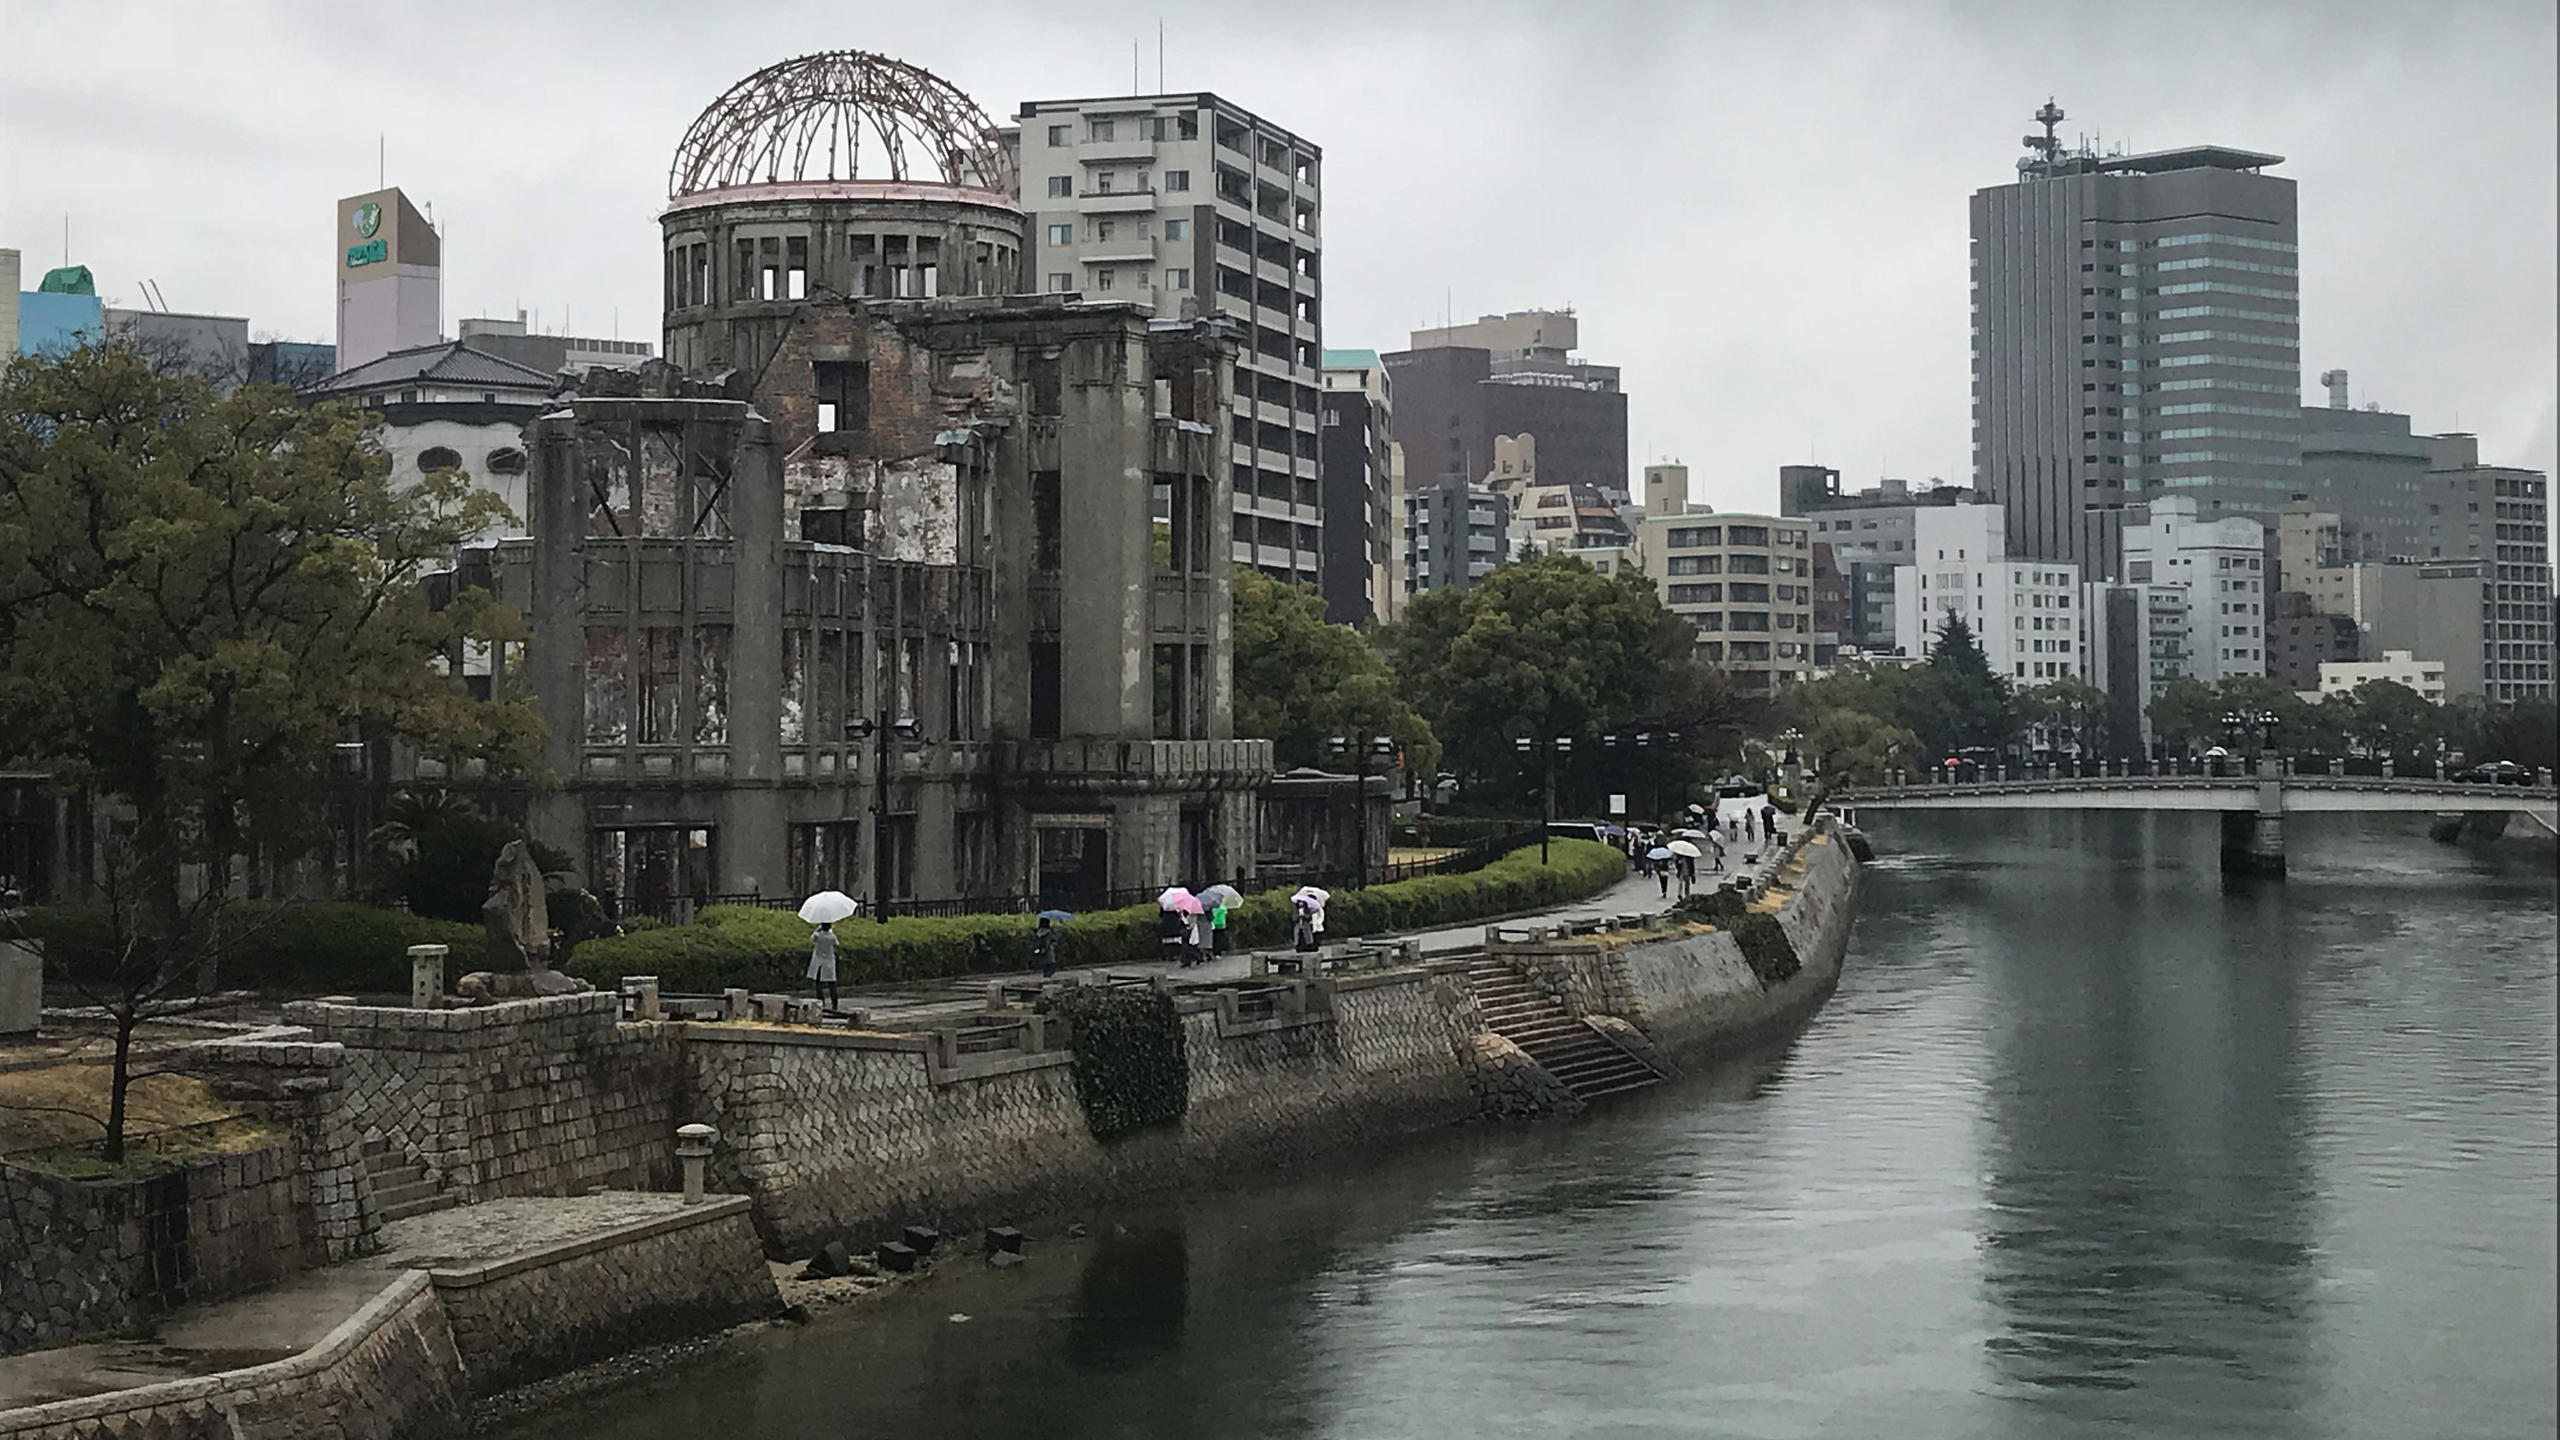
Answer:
[18, 902, 482, 995]
[566, 839, 1629, 994]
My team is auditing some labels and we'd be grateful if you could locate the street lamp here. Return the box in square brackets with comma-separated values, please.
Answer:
[844, 711, 922, 922]
[1327, 733, 1397, 889]
[1514, 732, 1574, 864]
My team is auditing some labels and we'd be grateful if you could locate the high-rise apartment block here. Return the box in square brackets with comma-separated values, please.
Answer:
[1404, 474, 1508, 595]
[1972, 102, 2298, 578]
[1014, 94, 1323, 585]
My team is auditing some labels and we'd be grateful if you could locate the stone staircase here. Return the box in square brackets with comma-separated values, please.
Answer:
[362, 1135, 456, 1223]
[1464, 956, 1663, 1099]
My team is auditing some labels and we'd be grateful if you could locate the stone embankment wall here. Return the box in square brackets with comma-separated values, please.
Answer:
[689, 832, 1861, 1252]
[283, 992, 685, 1204]
[0, 1270, 467, 1440]
[0, 1144, 311, 1358]
[431, 1196, 774, 1396]
[0, 1201, 780, 1440]
[1499, 833, 1861, 1063]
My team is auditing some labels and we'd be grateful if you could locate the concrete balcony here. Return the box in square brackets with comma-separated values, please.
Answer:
[1077, 140, 1161, 165]
[1080, 188, 1162, 214]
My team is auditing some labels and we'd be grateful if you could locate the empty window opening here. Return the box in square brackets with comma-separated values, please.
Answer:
[814, 359, 870, 433]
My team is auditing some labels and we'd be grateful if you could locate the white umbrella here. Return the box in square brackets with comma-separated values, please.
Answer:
[798, 890, 859, 924]
[1158, 886, 1197, 912]
[1670, 828, 1707, 840]
[1667, 840, 1703, 858]
[1291, 886, 1330, 906]
[1645, 846, 1674, 861]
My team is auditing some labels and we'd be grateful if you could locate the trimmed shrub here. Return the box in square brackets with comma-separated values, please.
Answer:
[19, 902, 482, 995]
[565, 839, 1629, 994]
[1048, 987, 1188, 1137]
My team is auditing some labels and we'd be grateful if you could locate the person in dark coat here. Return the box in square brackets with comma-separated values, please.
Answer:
[1032, 916, 1059, 978]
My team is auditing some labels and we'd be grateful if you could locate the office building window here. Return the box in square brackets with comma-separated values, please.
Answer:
[1048, 272, 1072, 292]
[1166, 267, 1190, 288]
[1047, 124, 1068, 146]
[1165, 218, 1189, 240]
[1047, 223, 1072, 245]
[1096, 220, 1116, 241]
[1095, 268, 1114, 291]
[1164, 170, 1190, 191]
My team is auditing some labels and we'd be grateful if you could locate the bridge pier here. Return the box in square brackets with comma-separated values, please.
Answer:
[2219, 757, 2287, 879]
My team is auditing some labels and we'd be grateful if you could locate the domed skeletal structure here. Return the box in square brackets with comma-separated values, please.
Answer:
[668, 50, 1013, 200]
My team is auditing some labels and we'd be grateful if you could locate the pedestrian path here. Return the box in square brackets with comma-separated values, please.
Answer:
[838, 838, 1799, 1029]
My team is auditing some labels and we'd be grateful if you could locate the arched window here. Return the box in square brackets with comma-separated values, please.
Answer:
[417, 446, 464, 473]
[484, 447, 527, 476]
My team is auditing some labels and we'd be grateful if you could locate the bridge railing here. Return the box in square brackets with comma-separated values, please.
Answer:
[1843, 759, 2555, 797]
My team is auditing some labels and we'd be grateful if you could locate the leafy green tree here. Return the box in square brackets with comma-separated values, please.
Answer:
[1384, 553, 1741, 812]
[1920, 615, 2017, 757]
[2326, 680, 2441, 761]
[2146, 677, 2220, 751]
[1230, 567, 1438, 780]
[0, 345, 542, 989]
[2445, 696, 2558, 773]
[1803, 708, 1921, 785]
[2019, 676, 2111, 756]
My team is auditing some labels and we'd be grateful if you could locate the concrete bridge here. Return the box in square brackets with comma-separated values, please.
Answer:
[1837, 760, 2559, 877]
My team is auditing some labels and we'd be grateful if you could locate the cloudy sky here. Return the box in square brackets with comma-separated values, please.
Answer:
[5, 0, 2552, 511]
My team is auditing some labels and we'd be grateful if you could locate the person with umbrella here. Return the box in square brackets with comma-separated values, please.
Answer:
[1157, 888, 1197, 966]
[1291, 886, 1328, 954]
[798, 890, 859, 1011]
[1033, 910, 1073, 978]
[1645, 844, 1674, 897]
[1200, 881, 1244, 958]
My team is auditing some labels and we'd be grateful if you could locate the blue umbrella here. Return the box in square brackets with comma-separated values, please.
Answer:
[1036, 909, 1075, 923]
[1646, 846, 1674, 861]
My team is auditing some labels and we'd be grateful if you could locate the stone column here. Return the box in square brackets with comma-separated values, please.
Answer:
[2219, 755, 2287, 880]
[676, 1124, 717, 1203]
[408, 945, 448, 1009]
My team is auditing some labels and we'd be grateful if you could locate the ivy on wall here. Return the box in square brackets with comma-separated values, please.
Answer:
[1049, 987, 1189, 1138]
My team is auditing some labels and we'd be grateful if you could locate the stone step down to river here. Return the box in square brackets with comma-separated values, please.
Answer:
[362, 1133, 456, 1222]
[1464, 956, 1664, 1099]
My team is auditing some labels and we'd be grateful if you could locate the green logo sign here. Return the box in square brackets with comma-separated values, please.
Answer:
[352, 202, 381, 238]
[346, 239, 387, 268]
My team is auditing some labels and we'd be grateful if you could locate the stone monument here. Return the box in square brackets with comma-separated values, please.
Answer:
[455, 840, 590, 1002]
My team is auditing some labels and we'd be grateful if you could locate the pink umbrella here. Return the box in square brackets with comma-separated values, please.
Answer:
[1158, 887, 1204, 915]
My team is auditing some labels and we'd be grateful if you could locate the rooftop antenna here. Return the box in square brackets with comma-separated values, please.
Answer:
[2023, 97, 2065, 172]
[1157, 19, 1164, 91]
[1133, 38, 1140, 93]
[378, 134, 384, 190]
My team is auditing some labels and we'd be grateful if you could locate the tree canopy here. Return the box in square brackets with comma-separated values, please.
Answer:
[0, 345, 542, 972]
[1229, 567, 1438, 780]
[1383, 553, 1742, 814]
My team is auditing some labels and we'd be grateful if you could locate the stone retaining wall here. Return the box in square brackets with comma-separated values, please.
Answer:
[430, 1196, 777, 1396]
[0, 1143, 311, 1358]
[282, 994, 686, 1204]
[0, 1270, 466, 1440]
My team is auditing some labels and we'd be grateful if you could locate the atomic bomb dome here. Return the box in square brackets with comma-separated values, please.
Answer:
[659, 51, 1026, 374]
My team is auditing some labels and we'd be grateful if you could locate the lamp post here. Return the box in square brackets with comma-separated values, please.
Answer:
[1514, 732, 1574, 865]
[1327, 733, 1396, 889]
[844, 711, 921, 922]
[1777, 727, 1805, 797]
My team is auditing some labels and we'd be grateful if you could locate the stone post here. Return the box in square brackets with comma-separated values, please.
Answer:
[675, 1123, 717, 1204]
[2435, 759, 2447, 781]
[407, 944, 448, 1010]
[622, 975, 662, 1021]
[2381, 757, 2395, 780]
[2540, 767, 2555, 788]
[722, 987, 750, 1020]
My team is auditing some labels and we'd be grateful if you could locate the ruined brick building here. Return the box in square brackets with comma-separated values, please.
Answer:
[459, 53, 1272, 911]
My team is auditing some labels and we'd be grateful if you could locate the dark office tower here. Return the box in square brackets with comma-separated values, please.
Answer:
[1972, 100, 2300, 579]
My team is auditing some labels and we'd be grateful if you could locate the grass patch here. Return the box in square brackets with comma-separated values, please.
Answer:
[0, 1063, 281, 1179]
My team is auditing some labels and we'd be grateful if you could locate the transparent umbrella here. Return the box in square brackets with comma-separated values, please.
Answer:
[798, 891, 859, 924]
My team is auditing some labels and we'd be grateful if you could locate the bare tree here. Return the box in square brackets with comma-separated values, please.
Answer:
[4, 832, 267, 1163]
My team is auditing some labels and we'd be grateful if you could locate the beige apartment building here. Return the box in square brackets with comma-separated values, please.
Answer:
[1622, 465, 1816, 694]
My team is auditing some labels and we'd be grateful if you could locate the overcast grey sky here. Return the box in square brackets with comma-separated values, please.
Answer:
[5, 0, 2553, 511]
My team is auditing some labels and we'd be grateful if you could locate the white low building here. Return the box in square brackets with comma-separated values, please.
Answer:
[2123, 496, 2267, 683]
[2318, 649, 2447, 703]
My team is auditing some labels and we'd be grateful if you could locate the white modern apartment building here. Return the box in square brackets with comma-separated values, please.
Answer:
[1892, 504, 2086, 682]
[2122, 496, 2266, 681]
[1013, 93, 1322, 584]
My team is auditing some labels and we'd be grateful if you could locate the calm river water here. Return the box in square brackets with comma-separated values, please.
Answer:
[508, 812, 2557, 1439]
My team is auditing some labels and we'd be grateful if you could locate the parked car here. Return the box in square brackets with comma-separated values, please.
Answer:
[2455, 760, 2536, 786]
[1545, 820, 1609, 843]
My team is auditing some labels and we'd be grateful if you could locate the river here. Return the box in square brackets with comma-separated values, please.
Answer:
[503, 811, 2557, 1439]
